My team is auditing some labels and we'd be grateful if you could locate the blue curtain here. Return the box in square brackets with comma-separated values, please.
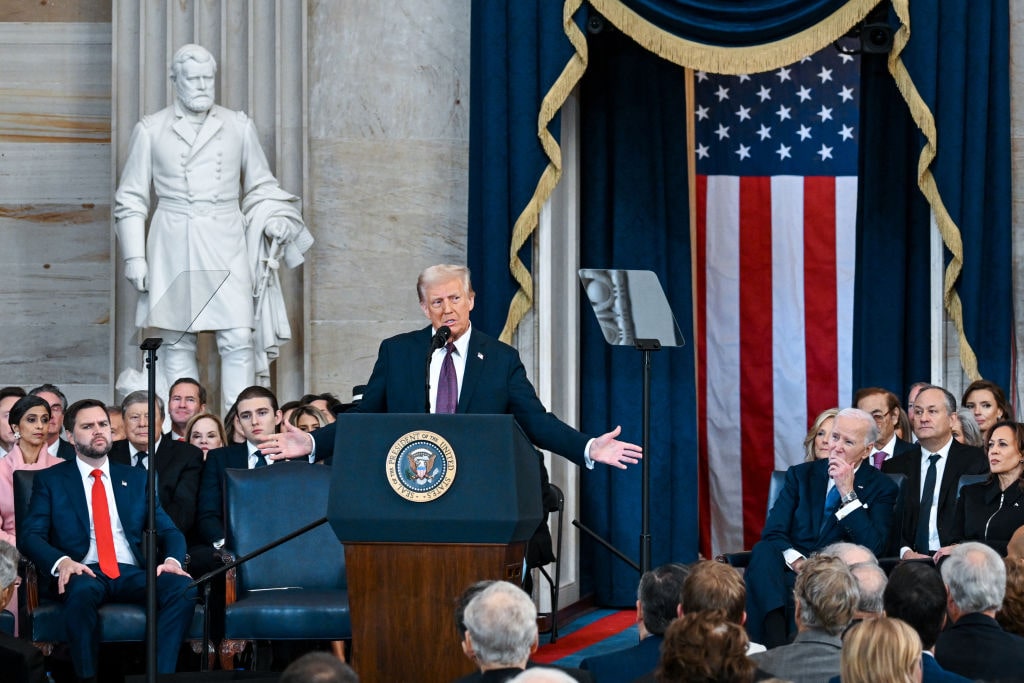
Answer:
[577, 27, 697, 605]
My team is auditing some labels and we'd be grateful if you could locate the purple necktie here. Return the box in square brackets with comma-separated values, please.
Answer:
[436, 341, 458, 414]
[872, 451, 886, 469]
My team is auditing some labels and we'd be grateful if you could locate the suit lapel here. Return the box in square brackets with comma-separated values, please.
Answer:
[189, 110, 223, 159]
[937, 442, 965, 509]
[60, 462, 91, 534]
[457, 331, 487, 413]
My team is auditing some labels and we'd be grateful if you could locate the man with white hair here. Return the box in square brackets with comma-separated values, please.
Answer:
[0, 541, 45, 682]
[744, 408, 899, 647]
[935, 541, 1024, 678]
[455, 581, 538, 682]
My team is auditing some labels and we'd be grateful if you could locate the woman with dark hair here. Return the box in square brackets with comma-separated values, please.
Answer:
[936, 420, 1024, 558]
[0, 395, 61, 633]
[962, 379, 1014, 436]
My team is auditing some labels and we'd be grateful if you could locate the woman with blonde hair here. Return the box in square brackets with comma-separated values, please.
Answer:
[803, 408, 838, 462]
[840, 617, 922, 683]
[185, 411, 228, 460]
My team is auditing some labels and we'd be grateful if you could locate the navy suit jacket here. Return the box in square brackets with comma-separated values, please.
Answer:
[580, 634, 660, 683]
[314, 326, 592, 466]
[935, 612, 1024, 680]
[882, 440, 988, 551]
[109, 438, 203, 536]
[196, 443, 250, 544]
[18, 459, 186, 573]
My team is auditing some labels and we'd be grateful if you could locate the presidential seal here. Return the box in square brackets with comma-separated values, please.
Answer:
[385, 430, 457, 502]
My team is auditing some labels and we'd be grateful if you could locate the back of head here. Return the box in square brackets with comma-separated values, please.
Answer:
[454, 579, 497, 638]
[278, 651, 359, 683]
[638, 562, 690, 635]
[840, 617, 921, 683]
[794, 555, 858, 635]
[508, 668, 578, 683]
[819, 542, 878, 567]
[656, 611, 755, 683]
[680, 560, 745, 624]
[0, 540, 18, 589]
[884, 561, 947, 649]
[850, 562, 887, 615]
[463, 581, 537, 668]
[998, 557, 1024, 636]
[941, 541, 1006, 614]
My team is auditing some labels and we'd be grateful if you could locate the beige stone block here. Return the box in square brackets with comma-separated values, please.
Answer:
[308, 319, 421, 398]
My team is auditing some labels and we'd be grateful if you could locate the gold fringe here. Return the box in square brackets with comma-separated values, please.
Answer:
[500, 0, 589, 344]
[588, 0, 879, 74]
[887, 0, 980, 380]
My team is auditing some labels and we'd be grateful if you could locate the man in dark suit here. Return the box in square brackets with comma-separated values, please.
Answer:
[882, 385, 987, 559]
[261, 264, 641, 470]
[166, 377, 207, 441]
[935, 542, 1024, 679]
[580, 563, 689, 682]
[880, 561, 971, 683]
[18, 399, 196, 682]
[108, 391, 203, 536]
[744, 408, 899, 646]
[0, 541, 46, 683]
[853, 387, 915, 468]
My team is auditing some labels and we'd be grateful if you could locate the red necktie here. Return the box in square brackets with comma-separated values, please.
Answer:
[436, 342, 458, 414]
[90, 469, 120, 579]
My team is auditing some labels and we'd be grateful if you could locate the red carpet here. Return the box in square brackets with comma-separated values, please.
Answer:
[533, 610, 636, 664]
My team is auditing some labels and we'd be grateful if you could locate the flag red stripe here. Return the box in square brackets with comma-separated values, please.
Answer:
[695, 175, 711, 559]
[803, 177, 839, 420]
[739, 177, 774, 548]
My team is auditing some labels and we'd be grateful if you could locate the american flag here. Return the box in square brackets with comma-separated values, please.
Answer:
[694, 48, 860, 556]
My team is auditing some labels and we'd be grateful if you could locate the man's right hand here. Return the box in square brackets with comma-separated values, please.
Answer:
[125, 257, 148, 292]
[57, 557, 96, 594]
[259, 420, 314, 461]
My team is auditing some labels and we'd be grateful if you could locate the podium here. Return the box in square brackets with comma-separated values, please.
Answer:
[327, 413, 544, 683]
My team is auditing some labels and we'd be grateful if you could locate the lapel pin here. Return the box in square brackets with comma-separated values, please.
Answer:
[121, 480, 127, 487]
[477, 352, 484, 360]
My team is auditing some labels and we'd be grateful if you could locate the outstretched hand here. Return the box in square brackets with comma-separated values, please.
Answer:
[589, 425, 642, 470]
[259, 420, 315, 461]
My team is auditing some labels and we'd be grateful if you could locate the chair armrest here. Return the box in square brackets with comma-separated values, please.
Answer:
[714, 551, 752, 568]
[20, 558, 39, 612]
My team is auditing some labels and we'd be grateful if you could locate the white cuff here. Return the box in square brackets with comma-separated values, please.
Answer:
[783, 548, 805, 570]
[834, 498, 864, 520]
[583, 438, 595, 470]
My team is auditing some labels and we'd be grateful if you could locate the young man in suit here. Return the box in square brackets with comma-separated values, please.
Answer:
[261, 264, 642, 471]
[744, 408, 899, 646]
[108, 391, 203, 536]
[18, 399, 196, 682]
[882, 385, 987, 559]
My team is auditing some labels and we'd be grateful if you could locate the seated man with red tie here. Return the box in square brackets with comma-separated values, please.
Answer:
[744, 407, 899, 648]
[18, 399, 196, 683]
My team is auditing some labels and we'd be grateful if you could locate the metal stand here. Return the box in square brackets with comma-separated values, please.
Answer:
[140, 337, 162, 683]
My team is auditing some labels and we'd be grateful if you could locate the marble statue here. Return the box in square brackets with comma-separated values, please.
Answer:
[114, 44, 312, 413]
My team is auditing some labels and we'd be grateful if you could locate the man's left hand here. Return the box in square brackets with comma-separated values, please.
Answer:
[156, 560, 191, 578]
[589, 425, 643, 470]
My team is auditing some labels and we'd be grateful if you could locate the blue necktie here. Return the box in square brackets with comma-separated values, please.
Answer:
[436, 342, 458, 414]
[821, 484, 841, 534]
[135, 452, 147, 469]
[915, 453, 941, 552]
[253, 450, 267, 468]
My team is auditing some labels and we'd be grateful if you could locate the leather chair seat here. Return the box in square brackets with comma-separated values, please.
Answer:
[224, 588, 350, 639]
[0, 608, 14, 636]
[29, 598, 206, 643]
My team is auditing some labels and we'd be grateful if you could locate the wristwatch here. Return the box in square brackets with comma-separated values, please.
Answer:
[840, 490, 858, 505]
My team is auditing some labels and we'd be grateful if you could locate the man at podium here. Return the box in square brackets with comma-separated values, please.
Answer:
[261, 264, 642, 471]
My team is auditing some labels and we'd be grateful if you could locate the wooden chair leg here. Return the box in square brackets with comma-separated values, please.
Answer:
[331, 639, 347, 663]
[220, 638, 247, 670]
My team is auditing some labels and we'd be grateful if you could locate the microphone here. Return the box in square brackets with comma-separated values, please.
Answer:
[429, 325, 452, 352]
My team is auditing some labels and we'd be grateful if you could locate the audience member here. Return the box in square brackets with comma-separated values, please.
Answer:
[28, 383, 73, 460]
[509, 669, 578, 683]
[803, 408, 838, 462]
[223, 400, 246, 445]
[300, 392, 341, 424]
[998, 556, 1024, 637]
[109, 391, 203, 536]
[883, 561, 970, 683]
[0, 541, 46, 683]
[106, 405, 126, 441]
[19, 399, 196, 681]
[883, 386, 987, 559]
[818, 542, 877, 567]
[745, 408, 896, 646]
[580, 563, 689, 682]
[280, 400, 302, 427]
[291, 404, 328, 433]
[838, 617, 922, 683]
[934, 542, 1024, 679]
[0, 387, 26, 458]
[455, 581, 538, 682]
[679, 560, 764, 654]
[952, 407, 983, 448]
[0, 396, 62, 633]
[643, 611, 761, 683]
[854, 387, 915, 468]
[936, 419, 1024, 558]
[896, 405, 913, 443]
[1008, 525, 1024, 560]
[185, 411, 227, 460]
[906, 381, 930, 438]
[279, 651, 359, 683]
[166, 377, 207, 441]
[751, 555, 857, 682]
[848, 563, 886, 620]
[961, 379, 1013, 437]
